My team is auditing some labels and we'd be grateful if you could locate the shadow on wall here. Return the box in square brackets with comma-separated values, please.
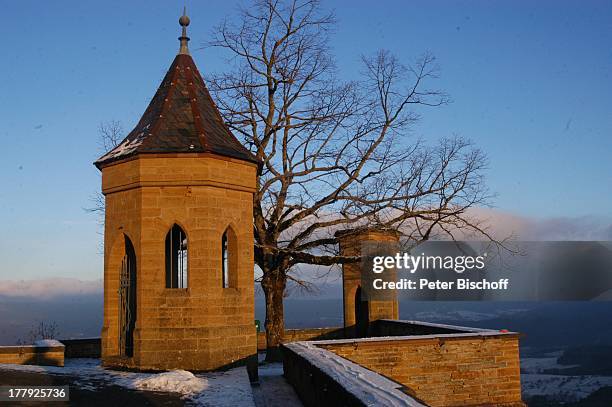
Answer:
[60, 338, 101, 358]
[256, 319, 471, 354]
[57, 337, 259, 382]
[0, 344, 65, 367]
[256, 327, 349, 353]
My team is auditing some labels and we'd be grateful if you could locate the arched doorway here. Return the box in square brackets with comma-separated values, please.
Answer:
[354, 286, 369, 337]
[119, 235, 137, 357]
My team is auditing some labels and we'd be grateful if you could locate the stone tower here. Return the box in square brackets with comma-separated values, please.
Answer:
[95, 11, 259, 371]
[336, 228, 400, 336]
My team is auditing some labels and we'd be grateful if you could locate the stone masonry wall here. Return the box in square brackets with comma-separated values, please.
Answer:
[101, 154, 257, 371]
[61, 338, 101, 358]
[257, 327, 346, 351]
[319, 334, 524, 407]
[337, 229, 400, 328]
[0, 345, 64, 367]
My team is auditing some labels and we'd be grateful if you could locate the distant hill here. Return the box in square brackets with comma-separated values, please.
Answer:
[2, 286, 612, 354]
[0, 294, 102, 345]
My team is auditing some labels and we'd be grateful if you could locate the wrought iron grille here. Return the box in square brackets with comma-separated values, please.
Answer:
[222, 231, 229, 288]
[119, 253, 131, 356]
[165, 225, 188, 288]
[119, 237, 136, 357]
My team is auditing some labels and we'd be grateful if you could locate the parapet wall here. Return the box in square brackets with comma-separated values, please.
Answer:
[283, 341, 425, 407]
[0, 340, 65, 367]
[317, 327, 524, 406]
[284, 320, 525, 407]
[371, 319, 476, 336]
[61, 338, 101, 358]
[257, 327, 345, 351]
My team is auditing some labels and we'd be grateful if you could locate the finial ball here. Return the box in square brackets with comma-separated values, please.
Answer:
[179, 14, 190, 27]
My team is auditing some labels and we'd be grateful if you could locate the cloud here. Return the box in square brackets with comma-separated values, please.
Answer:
[2, 210, 609, 300]
[466, 208, 612, 241]
[0, 278, 102, 299]
[525, 215, 612, 241]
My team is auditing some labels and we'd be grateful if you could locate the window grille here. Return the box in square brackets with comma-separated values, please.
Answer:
[165, 224, 188, 288]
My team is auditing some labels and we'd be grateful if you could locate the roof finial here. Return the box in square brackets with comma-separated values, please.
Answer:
[178, 7, 190, 55]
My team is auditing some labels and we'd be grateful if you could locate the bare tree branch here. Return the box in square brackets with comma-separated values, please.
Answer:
[98, 120, 123, 153]
[86, 121, 123, 217]
[206, 0, 497, 355]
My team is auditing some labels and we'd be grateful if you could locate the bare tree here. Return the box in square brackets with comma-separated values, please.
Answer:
[27, 321, 60, 343]
[87, 121, 123, 217]
[208, 0, 497, 358]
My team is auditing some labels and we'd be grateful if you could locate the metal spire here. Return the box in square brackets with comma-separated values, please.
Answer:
[178, 7, 190, 55]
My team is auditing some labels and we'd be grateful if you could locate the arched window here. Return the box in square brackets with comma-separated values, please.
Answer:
[165, 224, 187, 288]
[221, 227, 237, 288]
[222, 231, 229, 288]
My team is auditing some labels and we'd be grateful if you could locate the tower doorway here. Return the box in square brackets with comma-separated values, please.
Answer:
[119, 236, 137, 357]
[354, 286, 369, 337]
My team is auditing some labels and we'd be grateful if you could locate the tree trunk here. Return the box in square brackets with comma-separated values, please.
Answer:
[261, 270, 286, 362]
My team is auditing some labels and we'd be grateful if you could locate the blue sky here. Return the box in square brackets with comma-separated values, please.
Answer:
[0, 1, 611, 280]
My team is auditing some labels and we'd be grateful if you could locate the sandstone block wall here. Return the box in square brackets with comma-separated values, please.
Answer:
[101, 154, 257, 371]
[319, 334, 524, 407]
[0, 345, 65, 367]
[256, 327, 346, 351]
[61, 338, 101, 358]
[337, 229, 400, 328]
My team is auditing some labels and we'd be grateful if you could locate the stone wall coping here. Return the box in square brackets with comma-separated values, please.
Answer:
[0, 344, 65, 354]
[309, 330, 519, 347]
[302, 320, 519, 347]
[285, 341, 426, 407]
[59, 337, 101, 342]
[377, 318, 498, 333]
[100, 152, 260, 170]
[308, 332, 519, 346]
[284, 327, 342, 333]
[33, 339, 65, 348]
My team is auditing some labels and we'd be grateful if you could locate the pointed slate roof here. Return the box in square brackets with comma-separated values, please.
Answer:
[95, 11, 258, 169]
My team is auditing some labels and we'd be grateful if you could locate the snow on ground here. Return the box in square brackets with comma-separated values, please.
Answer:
[252, 362, 302, 407]
[0, 359, 254, 406]
[521, 352, 579, 374]
[258, 362, 283, 377]
[131, 370, 208, 394]
[191, 367, 255, 407]
[522, 373, 612, 401]
[521, 354, 612, 402]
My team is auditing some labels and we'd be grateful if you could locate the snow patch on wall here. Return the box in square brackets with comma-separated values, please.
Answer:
[286, 341, 425, 407]
[33, 339, 64, 348]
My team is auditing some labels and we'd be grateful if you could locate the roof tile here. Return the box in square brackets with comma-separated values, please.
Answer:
[95, 54, 258, 168]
